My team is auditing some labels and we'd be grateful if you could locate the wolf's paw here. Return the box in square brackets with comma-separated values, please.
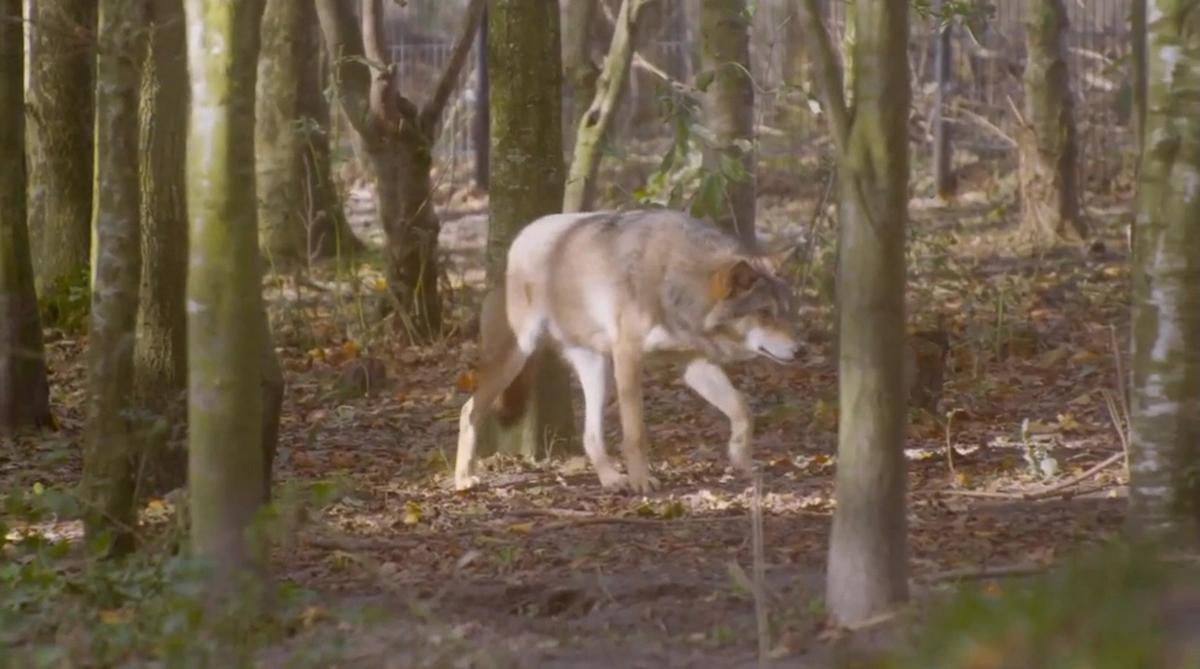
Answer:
[597, 467, 628, 489]
[729, 448, 754, 476]
[454, 473, 482, 491]
[626, 472, 660, 494]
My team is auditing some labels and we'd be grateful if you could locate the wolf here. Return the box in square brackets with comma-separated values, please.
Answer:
[454, 209, 801, 493]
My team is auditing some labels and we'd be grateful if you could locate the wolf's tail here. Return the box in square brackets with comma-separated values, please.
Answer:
[478, 286, 537, 426]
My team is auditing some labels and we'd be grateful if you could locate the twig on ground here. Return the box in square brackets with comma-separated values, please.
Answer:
[935, 451, 1124, 501]
[920, 562, 1050, 583]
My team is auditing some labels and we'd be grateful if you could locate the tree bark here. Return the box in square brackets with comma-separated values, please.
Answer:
[297, 0, 361, 261]
[1019, 0, 1087, 246]
[83, 0, 143, 557]
[473, 8, 490, 191]
[0, 0, 52, 435]
[27, 0, 95, 295]
[564, 0, 648, 213]
[800, 0, 911, 626]
[483, 0, 576, 459]
[1130, 0, 1147, 155]
[184, 0, 269, 576]
[315, 0, 484, 343]
[700, 0, 756, 247]
[256, 0, 308, 270]
[1129, 0, 1200, 545]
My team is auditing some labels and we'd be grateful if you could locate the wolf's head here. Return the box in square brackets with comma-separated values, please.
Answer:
[703, 259, 801, 363]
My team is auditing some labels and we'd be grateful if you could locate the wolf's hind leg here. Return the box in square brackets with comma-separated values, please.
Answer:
[683, 358, 753, 475]
[454, 340, 533, 491]
[563, 347, 625, 489]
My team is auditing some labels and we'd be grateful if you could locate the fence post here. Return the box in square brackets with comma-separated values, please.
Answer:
[932, 0, 954, 199]
[474, 7, 490, 191]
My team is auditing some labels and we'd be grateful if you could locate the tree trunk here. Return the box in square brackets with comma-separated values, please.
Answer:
[473, 7, 489, 191]
[27, 0, 96, 295]
[0, 0, 52, 435]
[564, 0, 647, 213]
[779, 0, 808, 132]
[483, 0, 576, 459]
[1128, 0, 1200, 545]
[133, 0, 190, 497]
[700, 0, 756, 247]
[1019, 0, 1087, 246]
[297, 0, 361, 261]
[83, 0, 143, 557]
[563, 0, 599, 136]
[931, 0, 954, 199]
[256, 0, 307, 270]
[184, 0, 269, 576]
[800, 0, 911, 626]
[314, 0, 485, 343]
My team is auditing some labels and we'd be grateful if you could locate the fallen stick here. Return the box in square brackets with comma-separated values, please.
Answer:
[935, 452, 1124, 501]
[920, 562, 1049, 583]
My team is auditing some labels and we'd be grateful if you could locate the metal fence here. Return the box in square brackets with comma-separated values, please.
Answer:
[392, 0, 1135, 193]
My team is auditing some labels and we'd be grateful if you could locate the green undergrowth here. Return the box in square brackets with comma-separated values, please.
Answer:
[0, 480, 371, 668]
[881, 542, 1200, 669]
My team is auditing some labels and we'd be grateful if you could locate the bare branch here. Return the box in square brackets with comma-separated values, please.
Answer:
[796, 0, 849, 153]
[360, 0, 387, 66]
[597, 0, 696, 98]
[314, 0, 373, 136]
[421, 0, 486, 131]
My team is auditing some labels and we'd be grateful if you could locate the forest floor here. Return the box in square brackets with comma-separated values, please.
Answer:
[2, 166, 1154, 667]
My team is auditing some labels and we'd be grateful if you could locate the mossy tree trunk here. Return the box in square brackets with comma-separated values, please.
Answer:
[297, 0, 361, 261]
[564, 0, 649, 213]
[483, 0, 576, 459]
[1019, 0, 1087, 246]
[134, 0, 190, 495]
[0, 0, 51, 435]
[184, 0, 271, 576]
[315, 0, 485, 343]
[1129, 0, 1200, 544]
[256, 0, 307, 270]
[83, 0, 144, 557]
[800, 0, 910, 625]
[27, 0, 96, 294]
[700, 0, 756, 247]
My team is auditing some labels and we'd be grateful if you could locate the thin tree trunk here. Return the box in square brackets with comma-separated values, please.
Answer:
[1128, 0, 1200, 544]
[473, 7, 489, 191]
[134, 0, 189, 496]
[800, 0, 910, 626]
[1130, 0, 1147, 155]
[931, 0, 954, 199]
[700, 0, 756, 247]
[256, 0, 307, 270]
[0, 0, 52, 435]
[564, 0, 648, 213]
[483, 0, 576, 459]
[83, 0, 144, 557]
[315, 0, 484, 343]
[297, 0, 361, 261]
[184, 0, 269, 576]
[1019, 0, 1087, 246]
[28, 0, 95, 294]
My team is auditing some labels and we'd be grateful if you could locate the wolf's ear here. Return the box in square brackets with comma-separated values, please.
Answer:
[709, 259, 759, 301]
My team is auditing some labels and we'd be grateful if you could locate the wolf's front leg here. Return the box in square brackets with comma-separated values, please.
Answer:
[454, 397, 482, 490]
[683, 358, 753, 475]
[563, 347, 625, 489]
[612, 342, 659, 493]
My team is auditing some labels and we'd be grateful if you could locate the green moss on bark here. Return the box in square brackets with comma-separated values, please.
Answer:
[483, 0, 576, 459]
[83, 0, 144, 556]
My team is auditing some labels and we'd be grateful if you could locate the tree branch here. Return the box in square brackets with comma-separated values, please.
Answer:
[796, 0, 849, 153]
[598, 0, 696, 99]
[314, 0, 373, 137]
[360, 0, 388, 66]
[420, 0, 486, 131]
[563, 0, 649, 212]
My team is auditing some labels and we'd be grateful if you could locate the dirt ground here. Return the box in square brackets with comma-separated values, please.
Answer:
[2, 171, 1138, 665]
